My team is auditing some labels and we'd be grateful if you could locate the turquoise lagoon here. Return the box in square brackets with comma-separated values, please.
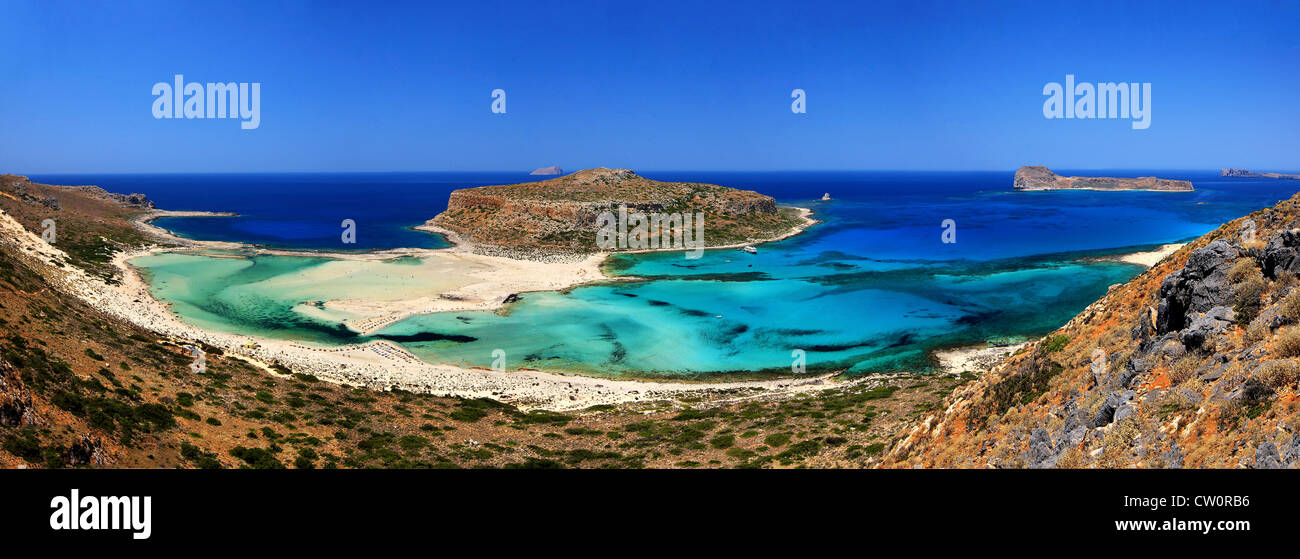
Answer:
[108, 170, 1300, 379]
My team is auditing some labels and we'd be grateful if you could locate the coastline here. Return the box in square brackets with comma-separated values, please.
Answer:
[2, 200, 1168, 410]
[934, 342, 1028, 375]
[1101, 242, 1187, 267]
[3, 202, 875, 411]
[135, 209, 244, 249]
[620, 206, 820, 254]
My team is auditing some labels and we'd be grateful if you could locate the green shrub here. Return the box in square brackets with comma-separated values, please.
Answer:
[294, 448, 318, 469]
[982, 356, 1064, 417]
[229, 446, 284, 469]
[397, 435, 427, 450]
[1042, 335, 1070, 353]
[763, 432, 791, 447]
[180, 442, 223, 469]
[775, 440, 822, 462]
[862, 443, 887, 456]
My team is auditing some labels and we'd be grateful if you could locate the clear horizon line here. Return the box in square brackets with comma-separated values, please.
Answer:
[11, 166, 1296, 176]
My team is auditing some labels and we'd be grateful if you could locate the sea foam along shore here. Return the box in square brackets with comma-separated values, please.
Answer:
[2, 204, 891, 411]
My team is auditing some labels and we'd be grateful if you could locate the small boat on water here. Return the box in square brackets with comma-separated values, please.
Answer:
[742, 245, 757, 254]
[821, 192, 831, 201]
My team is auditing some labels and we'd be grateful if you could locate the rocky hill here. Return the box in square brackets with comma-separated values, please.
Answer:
[429, 168, 806, 252]
[1014, 166, 1193, 192]
[886, 190, 1300, 468]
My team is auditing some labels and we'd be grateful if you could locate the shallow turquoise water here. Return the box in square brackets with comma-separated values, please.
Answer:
[133, 252, 354, 341]
[132, 245, 1142, 378]
[380, 253, 1140, 376]
[117, 170, 1300, 379]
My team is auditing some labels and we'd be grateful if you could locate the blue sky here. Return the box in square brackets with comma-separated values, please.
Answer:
[1, 0, 1297, 173]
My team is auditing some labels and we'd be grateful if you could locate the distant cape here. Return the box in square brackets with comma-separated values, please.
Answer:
[1222, 168, 1300, 180]
[1013, 166, 1193, 192]
[530, 166, 563, 176]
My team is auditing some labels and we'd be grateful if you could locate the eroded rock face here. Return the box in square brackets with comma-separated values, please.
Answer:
[1022, 428, 1059, 468]
[1156, 240, 1238, 333]
[1092, 390, 1136, 427]
[108, 193, 155, 208]
[1255, 442, 1283, 469]
[1261, 228, 1300, 279]
[1180, 306, 1235, 350]
[64, 434, 112, 466]
[0, 360, 40, 427]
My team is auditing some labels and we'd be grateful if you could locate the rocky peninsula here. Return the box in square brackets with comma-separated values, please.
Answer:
[428, 167, 809, 253]
[0, 173, 829, 412]
[1222, 168, 1300, 180]
[1013, 165, 1193, 192]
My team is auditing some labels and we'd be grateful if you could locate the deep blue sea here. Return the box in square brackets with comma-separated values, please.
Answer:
[29, 170, 1300, 378]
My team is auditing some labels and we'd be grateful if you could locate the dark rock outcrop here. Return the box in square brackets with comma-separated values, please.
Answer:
[0, 360, 39, 427]
[1261, 229, 1300, 279]
[1156, 240, 1238, 333]
[1180, 306, 1235, 349]
[108, 192, 154, 208]
[1255, 442, 1283, 469]
[1022, 428, 1059, 468]
[1092, 390, 1136, 427]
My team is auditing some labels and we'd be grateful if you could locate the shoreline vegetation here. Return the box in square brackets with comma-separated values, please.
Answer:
[2, 173, 1191, 410]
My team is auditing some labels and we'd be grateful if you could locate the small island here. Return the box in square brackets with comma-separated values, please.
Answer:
[1013, 165, 1193, 192]
[427, 167, 811, 253]
[529, 165, 564, 175]
[1222, 168, 1300, 180]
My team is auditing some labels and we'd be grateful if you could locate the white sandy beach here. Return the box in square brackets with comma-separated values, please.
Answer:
[1, 203, 1181, 410]
[8, 200, 1191, 411]
[935, 342, 1028, 375]
[1112, 243, 1187, 267]
[4, 205, 904, 410]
